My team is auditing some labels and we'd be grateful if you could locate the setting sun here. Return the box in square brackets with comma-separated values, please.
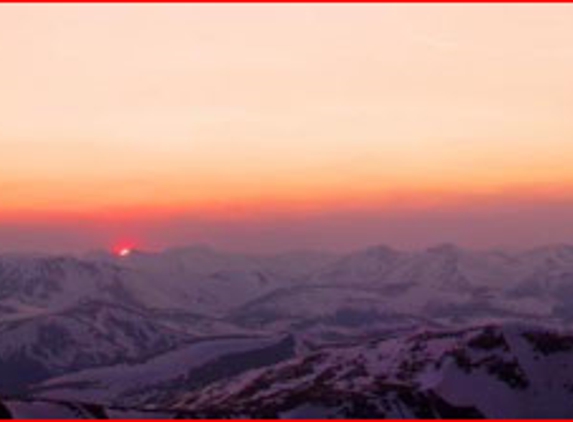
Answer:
[118, 248, 131, 257]
[113, 244, 134, 257]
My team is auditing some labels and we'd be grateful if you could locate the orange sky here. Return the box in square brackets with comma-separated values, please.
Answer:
[1, 4, 573, 251]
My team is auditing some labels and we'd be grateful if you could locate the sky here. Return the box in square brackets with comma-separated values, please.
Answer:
[1, 4, 573, 253]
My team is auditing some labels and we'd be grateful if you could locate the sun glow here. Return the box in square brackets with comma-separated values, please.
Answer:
[118, 248, 131, 257]
[113, 243, 135, 257]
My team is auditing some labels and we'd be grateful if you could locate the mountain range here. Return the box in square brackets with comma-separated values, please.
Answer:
[2, 243, 573, 418]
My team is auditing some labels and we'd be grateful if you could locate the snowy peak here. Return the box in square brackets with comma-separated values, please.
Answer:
[0, 255, 135, 312]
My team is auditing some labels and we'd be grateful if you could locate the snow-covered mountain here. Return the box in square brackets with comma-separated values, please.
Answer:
[0, 247, 335, 319]
[0, 300, 194, 393]
[4, 243, 573, 327]
[2, 243, 573, 417]
[0, 247, 334, 391]
[230, 243, 570, 337]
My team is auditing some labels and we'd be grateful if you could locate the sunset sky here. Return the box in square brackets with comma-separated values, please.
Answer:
[1, 4, 573, 253]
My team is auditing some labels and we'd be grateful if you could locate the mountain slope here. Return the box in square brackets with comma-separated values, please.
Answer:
[32, 334, 296, 408]
[0, 300, 193, 392]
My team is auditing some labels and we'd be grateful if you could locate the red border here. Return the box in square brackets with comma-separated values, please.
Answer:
[1, 0, 572, 2]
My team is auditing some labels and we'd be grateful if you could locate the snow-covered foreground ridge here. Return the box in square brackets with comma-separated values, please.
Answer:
[2, 324, 573, 419]
[174, 323, 573, 418]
